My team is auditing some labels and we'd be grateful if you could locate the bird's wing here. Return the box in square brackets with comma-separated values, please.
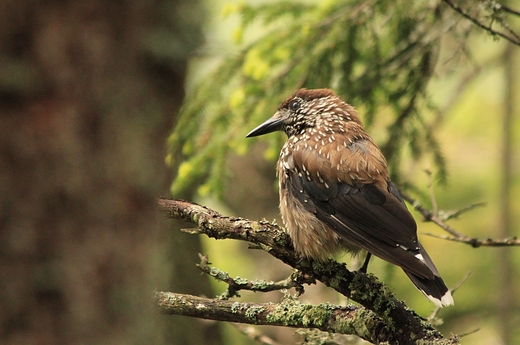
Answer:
[287, 137, 436, 279]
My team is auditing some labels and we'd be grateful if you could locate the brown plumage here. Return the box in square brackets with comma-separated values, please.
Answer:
[247, 88, 453, 307]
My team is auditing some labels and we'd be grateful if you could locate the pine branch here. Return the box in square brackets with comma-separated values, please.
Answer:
[443, 0, 520, 45]
[157, 198, 459, 345]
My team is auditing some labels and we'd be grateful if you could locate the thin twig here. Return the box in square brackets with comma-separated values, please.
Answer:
[437, 202, 486, 221]
[442, 0, 520, 45]
[402, 192, 520, 246]
[501, 4, 520, 16]
[197, 254, 314, 299]
[458, 328, 481, 338]
[402, 192, 467, 238]
[423, 232, 520, 247]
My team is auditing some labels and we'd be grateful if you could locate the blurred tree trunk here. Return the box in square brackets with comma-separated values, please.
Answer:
[0, 1, 221, 345]
[498, 43, 516, 345]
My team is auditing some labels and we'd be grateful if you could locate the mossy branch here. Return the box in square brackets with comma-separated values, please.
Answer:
[157, 198, 459, 345]
[155, 291, 389, 344]
[197, 254, 313, 299]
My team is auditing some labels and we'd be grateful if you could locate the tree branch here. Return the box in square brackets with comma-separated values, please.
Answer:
[197, 254, 312, 299]
[442, 0, 520, 46]
[501, 3, 520, 16]
[157, 198, 458, 345]
[155, 291, 391, 344]
[401, 193, 520, 247]
[423, 232, 519, 247]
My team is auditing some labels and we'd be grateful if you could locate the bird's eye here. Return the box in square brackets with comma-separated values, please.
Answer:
[290, 100, 300, 111]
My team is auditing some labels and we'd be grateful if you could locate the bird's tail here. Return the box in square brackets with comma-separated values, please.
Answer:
[403, 270, 454, 307]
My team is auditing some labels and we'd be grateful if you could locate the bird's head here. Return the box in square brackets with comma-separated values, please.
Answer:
[246, 88, 362, 138]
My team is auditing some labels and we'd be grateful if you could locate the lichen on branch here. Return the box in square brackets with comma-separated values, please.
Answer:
[157, 198, 459, 345]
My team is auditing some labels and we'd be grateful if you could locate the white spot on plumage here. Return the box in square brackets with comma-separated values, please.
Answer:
[439, 292, 454, 307]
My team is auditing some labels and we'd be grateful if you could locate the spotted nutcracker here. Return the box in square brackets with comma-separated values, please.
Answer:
[246, 88, 453, 307]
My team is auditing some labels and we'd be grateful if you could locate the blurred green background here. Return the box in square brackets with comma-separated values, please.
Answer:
[1, 0, 518, 345]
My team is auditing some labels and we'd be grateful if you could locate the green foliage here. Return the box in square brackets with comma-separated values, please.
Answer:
[168, 0, 468, 198]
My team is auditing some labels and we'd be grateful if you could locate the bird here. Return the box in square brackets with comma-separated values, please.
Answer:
[246, 88, 453, 307]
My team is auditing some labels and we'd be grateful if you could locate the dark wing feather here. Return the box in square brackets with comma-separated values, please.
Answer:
[287, 167, 435, 279]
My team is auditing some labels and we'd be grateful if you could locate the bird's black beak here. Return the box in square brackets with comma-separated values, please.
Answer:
[246, 115, 285, 138]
